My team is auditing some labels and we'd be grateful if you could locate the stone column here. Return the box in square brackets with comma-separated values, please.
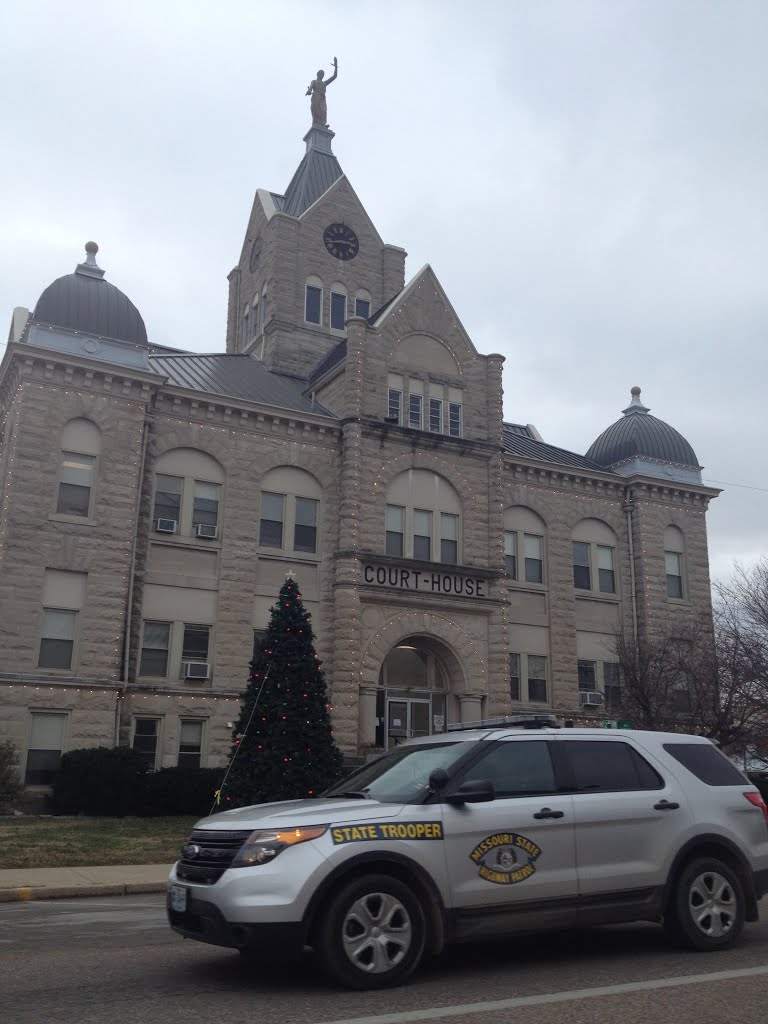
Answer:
[358, 684, 379, 747]
[458, 694, 484, 724]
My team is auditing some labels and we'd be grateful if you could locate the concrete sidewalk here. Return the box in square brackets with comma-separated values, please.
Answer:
[0, 863, 173, 903]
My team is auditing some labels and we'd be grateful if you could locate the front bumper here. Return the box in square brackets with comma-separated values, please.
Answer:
[167, 890, 307, 959]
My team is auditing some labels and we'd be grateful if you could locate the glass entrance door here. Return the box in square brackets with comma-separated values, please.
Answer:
[386, 698, 431, 746]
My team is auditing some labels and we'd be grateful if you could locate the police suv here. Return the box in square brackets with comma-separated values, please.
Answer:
[167, 716, 768, 989]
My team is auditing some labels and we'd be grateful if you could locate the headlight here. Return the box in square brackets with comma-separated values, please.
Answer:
[230, 825, 328, 867]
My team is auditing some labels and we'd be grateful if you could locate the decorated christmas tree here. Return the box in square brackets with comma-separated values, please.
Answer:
[217, 574, 344, 809]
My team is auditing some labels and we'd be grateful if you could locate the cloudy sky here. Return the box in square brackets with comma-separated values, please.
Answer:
[1, 0, 765, 580]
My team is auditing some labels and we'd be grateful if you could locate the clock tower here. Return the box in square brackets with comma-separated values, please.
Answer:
[226, 122, 406, 379]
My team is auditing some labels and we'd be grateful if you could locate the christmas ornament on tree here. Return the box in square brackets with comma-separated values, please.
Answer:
[217, 575, 343, 808]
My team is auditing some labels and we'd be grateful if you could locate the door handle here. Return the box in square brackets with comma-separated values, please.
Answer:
[654, 799, 680, 811]
[533, 807, 564, 819]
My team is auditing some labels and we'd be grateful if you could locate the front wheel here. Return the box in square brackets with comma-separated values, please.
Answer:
[316, 873, 426, 989]
[665, 857, 745, 950]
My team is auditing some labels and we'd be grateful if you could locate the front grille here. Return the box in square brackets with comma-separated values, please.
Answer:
[176, 828, 253, 884]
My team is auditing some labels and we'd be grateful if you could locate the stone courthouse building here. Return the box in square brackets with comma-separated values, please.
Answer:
[0, 103, 720, 798]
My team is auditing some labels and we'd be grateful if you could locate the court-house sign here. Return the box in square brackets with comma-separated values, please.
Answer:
[362, 564, 489, 598]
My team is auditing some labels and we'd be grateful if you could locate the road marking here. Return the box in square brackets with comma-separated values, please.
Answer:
[320, 965, 768, 1024]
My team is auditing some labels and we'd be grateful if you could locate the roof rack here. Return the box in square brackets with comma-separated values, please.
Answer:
[447, 714, 559, 733]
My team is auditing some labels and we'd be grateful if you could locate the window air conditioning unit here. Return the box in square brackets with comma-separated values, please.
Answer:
[579, 691, 605, 707]
[184, 661, 210, 680]
[156, 518, 178, 534]
[195, 524, 218, 539]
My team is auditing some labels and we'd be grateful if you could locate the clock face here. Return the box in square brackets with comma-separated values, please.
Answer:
[323, 223, 359, 261]
[249, 238, 261, 273]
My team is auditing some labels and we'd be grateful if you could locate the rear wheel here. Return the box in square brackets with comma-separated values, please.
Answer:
[665, 857, 744, 950]
[316, 873, 426, 989]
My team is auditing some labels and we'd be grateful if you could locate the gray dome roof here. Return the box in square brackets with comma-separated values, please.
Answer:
[586, 388, 699, 469]
[32, 243, 147, 346]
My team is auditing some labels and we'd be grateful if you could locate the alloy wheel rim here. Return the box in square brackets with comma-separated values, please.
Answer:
[688, 870, 735, 938]
[341, 891, 412, 974]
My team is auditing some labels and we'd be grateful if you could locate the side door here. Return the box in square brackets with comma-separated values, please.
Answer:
[561, 736, 693, 910]
[441, 736, 577, 934]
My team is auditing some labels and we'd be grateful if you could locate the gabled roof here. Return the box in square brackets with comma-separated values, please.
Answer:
[503, 423, 605, 471]
[149, 353, 335, 417]
[307, 338, 347, 385]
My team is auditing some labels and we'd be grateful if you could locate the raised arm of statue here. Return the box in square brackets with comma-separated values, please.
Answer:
[326, 57, 338, 86]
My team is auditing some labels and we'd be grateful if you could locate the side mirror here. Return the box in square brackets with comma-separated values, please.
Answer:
[446, 779, 495, 805]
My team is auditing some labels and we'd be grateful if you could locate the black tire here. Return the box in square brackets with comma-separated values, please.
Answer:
[664, 857, 745, 951]
[316, 873, 426, 989]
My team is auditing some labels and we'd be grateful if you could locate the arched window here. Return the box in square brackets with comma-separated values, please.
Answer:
[504, 506, 546, 585]
[152, 448, 225, 540]
[664, 525, 686, 600]
[259, 467, 322, 555]
[56, 418, 101, 518]
[572, 519, 618, 595]
[305, 275, 323, 325]
[354, 289, 372, 320]
[385, 470, 461, 564]
[330, 282, 348, 332]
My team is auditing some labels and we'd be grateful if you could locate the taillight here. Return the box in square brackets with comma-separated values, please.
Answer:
[743, 791, 768, 825]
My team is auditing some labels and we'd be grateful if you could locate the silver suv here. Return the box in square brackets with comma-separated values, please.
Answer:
[167, 717, 768, 989]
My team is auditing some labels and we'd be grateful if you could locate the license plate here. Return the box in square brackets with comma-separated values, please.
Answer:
[170, 885, 187, 913]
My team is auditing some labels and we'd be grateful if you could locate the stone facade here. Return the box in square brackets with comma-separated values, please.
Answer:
[0, 123, 720, 801]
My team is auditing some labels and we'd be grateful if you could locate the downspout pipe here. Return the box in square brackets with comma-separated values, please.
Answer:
[622, 486, 639, 657]
[114, 408, 152, 745]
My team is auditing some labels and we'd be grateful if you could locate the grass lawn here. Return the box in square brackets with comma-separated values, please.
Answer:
[0, 816, 198, 869]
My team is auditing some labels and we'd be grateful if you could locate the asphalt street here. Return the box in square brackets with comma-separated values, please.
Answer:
[3, 894, 768, 1024]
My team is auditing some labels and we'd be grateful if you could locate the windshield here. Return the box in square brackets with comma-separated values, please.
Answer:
[323, 742, 468, 803]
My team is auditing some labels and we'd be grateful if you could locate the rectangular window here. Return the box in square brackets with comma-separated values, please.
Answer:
[386, 505, 404, 557]
[355, 298, 371, 319]
[663, 742, 748, 786]
[132, 718, 160, 770]
[597, 545, 616, 593]
[178, 720, 204, 769]
[409, 394, 423, 430]
[440, 513, 459, 564]
[259, 491, 284, 547]
[38, 609, 76, 670]
[573, 541, 591, 590]
[413, 509, 431, 561]
[666, 551, 684, 599]
[504, 531, 517, 578]
[330, 291, 347, 330]
[182, 624, 210, 663]
[294, 497, 318, 553]
[139, 621, 171, 677]
[578, 660, 597, 691]
[387, 388, 402, 424]
[154, 474, 183, 526]
[57, 452, 95, 517]
[603, 662, 621, 710]
[448, 402, 462, 438]
[524, 534, 544, 584]
[192, 481, 220, 530]
[305, 285, 322, 324]
[509, 652, 521, 701]
[528, 655, 548, 702]
[429, 398, 443, 433]
[566, 740, 663, 793]
[25, 712, 66, 786]
[252, 628, 266, 662]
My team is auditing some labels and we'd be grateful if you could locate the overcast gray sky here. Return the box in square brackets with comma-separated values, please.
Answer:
[1, 0, 765, 580]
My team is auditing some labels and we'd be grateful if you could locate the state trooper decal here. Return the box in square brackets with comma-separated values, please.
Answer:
[469, 832, 542, 885]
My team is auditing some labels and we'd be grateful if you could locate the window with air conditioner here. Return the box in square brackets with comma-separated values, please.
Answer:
[182, 624, 210, 679]
[152, 450, 224, 540]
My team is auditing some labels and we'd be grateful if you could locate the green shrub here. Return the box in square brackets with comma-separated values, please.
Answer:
[138, 767, 222, 817]
[51, 746, 148, 816]
[0, 740, 23, 813]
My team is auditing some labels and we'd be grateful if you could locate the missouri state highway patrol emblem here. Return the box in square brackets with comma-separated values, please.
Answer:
[469, 832, 542, 885]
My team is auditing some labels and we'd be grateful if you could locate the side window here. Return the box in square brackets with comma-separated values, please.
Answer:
[56, 419, 101, 518]
[25, 712, 67, 785]
[663, 742, 747, 786]
[38, 609, 77, 670]
[178, 720, 204, 768]
[330, 287, 347, 331]
[565, 741, 663, 792]
[572, 519, 618, 596]
[139, 621, 171, 678]
[259, 492, 285, 547]
[461, 740, 556, 797]
[132, 718, 161, 770]
[504, 507, 546, 586]
[305, 278, 322, 324]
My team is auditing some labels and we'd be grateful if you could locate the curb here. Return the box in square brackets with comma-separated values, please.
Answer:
[0, 880, 168, 904]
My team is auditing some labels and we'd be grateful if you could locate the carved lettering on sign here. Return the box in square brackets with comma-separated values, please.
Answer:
[363, 564, 486, 598]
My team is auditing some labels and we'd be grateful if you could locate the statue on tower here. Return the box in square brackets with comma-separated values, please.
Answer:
[306, 58, 338, 127]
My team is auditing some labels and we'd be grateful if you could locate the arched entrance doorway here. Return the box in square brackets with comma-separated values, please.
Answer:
[375, 636, 463, 749]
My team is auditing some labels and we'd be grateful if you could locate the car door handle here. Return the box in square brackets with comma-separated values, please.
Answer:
[654, 799, 680, 810]
[533, 807, 564, 819]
